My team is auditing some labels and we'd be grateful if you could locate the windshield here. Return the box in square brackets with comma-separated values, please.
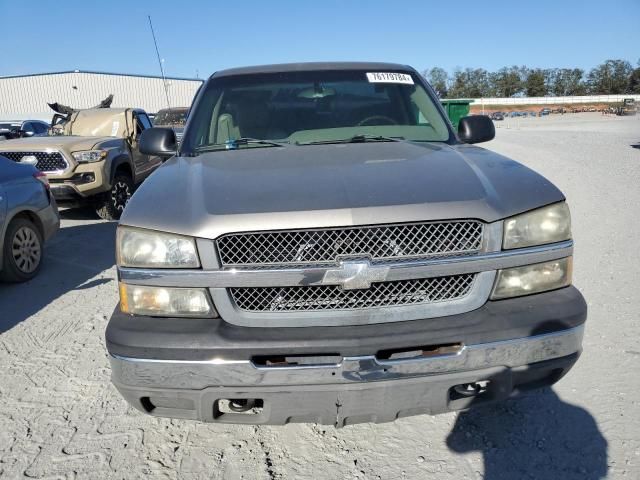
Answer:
[181, 70, 451, 153]
[154, 109, 188, 126]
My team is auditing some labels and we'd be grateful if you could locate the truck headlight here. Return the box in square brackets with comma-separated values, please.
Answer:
[116, 227, 200, 268]
[503, 203, 571, 249]
[72, 150, 107, 163]
[119, 283, 216, 317]
[491, 257, 572, 299]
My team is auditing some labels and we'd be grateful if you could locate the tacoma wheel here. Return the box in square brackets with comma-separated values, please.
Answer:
[1, 217, 43, 282]
[96, 174, 133, 220]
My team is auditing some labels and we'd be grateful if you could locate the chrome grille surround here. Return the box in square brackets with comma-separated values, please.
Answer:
[217, 220, 484, 268]
[2, 150, 68, 172]
[230, 273, 475, 312]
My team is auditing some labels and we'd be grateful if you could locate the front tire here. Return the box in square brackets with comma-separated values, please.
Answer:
[1, 217, 43, 282]
[96, 174, 133, 220]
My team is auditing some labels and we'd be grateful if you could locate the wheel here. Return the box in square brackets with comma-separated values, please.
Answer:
[0, 217, 43, 282]
[96, 174, 134, 220]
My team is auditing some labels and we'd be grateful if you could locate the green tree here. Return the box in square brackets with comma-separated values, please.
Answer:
[587, 59, 633, 94]
[564, 69, 586, 95]
[423, 59, 638, 98]
[551, 68, 586, 96]
[525, 69, 547, 96]
[422, 67, 449, 98]
[447, 69, 467, 98]
[493, 66, 523, 97]
[543, 68, 558, 95]
[449, 68, 493, 98]
[629, 60, 640, 93]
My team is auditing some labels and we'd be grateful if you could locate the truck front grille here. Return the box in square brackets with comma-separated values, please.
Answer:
[230, 273, 475, 312]
[217, 221, 484, 267]
[2, 151, 68, 172]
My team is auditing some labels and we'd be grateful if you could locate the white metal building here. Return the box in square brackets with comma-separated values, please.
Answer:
[471, 94, 640, 106]
[0, 70, 203, 121]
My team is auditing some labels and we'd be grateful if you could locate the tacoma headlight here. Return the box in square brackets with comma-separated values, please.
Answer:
[119, 283, 216, 317]
[117, 227, 200, 268]
[503, 203, 571, 249]
[491, 257, 572, 299]
[72, 150, 107, 163]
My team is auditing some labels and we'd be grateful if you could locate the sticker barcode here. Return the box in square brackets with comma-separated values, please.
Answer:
[366, 72, 414, 84]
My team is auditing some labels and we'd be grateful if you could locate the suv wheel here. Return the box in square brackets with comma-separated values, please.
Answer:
[1, 217, 43, 282]
[96, 174, 133, 220]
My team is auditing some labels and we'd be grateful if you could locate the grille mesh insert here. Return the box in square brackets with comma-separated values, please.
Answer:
[217, 221, 483, 267]
[2, 151, 67, 172]
[230, 274, 475, 312]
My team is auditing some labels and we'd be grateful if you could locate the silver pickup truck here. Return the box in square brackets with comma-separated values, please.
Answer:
[106, 62, 586, 427]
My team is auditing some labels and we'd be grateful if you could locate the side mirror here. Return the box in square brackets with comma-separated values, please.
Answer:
[21, 130, 35, 137]
[139, 127, 177, 157]
[458, 115, 495, 144]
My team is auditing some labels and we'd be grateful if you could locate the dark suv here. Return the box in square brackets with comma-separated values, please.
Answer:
[0, 120, 50, 140]
[152, 107, 189, 144]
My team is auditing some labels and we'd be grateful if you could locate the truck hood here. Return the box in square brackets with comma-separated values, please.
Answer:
[121, 142, 564, 239]
[0, 135, 114, 151]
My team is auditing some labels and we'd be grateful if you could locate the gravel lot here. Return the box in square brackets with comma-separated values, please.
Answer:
[1, 113, 638, 479]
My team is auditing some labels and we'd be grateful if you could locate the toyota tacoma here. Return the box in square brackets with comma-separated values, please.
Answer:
[0, 108, 161, 220]
[106, 62, 586, 426]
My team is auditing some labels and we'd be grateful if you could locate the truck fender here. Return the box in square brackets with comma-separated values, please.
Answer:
[108, 154, 134, 185]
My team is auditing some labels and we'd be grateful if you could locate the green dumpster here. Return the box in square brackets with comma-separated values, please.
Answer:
[440, 99, 473, 130]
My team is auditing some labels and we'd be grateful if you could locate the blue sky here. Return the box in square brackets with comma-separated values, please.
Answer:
[2, 0, 638, 79]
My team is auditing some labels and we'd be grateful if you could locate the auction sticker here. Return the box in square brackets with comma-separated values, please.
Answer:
[366, 72, 414, 84]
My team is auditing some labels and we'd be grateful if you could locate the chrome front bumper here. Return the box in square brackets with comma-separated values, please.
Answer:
[109, 325, 583, 425]
[110, 325, 584, 390]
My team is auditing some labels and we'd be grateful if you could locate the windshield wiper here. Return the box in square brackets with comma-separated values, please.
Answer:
[195, 137, 289, 153]
[225, 137, 289, 149]
[297, 134, 405, 146]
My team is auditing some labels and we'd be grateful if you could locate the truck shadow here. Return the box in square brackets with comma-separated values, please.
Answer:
[447, 320, 606, 479]
[0, 221, 116, 333]
[447, 388, 608, 479]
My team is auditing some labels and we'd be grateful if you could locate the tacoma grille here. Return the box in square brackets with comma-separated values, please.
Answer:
[230, 274, 475, 312]
[2, 151, 68, 172]
[217, 221, 484, 267]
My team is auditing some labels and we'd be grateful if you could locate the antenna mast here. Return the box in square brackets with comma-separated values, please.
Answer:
[148, 15, 171, 110]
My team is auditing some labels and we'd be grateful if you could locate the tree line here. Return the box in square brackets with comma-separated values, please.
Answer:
[423, 59, 640, 99]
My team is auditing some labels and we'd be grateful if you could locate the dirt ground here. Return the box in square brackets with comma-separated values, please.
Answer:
[1, 113, 639, 479]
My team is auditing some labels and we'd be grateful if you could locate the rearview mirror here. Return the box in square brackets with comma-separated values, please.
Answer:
[139, 127, 177, 157]
[458, 115, 495, 144]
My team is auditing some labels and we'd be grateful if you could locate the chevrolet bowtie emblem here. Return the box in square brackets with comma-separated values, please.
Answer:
[323, 260, 390, 290]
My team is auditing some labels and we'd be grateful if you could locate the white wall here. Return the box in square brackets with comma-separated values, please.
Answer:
[471, 94, 640, 106]
[0, 71, 203, 121]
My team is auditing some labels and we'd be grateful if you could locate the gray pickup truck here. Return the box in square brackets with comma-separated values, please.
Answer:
[106, 62, 586, 427]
